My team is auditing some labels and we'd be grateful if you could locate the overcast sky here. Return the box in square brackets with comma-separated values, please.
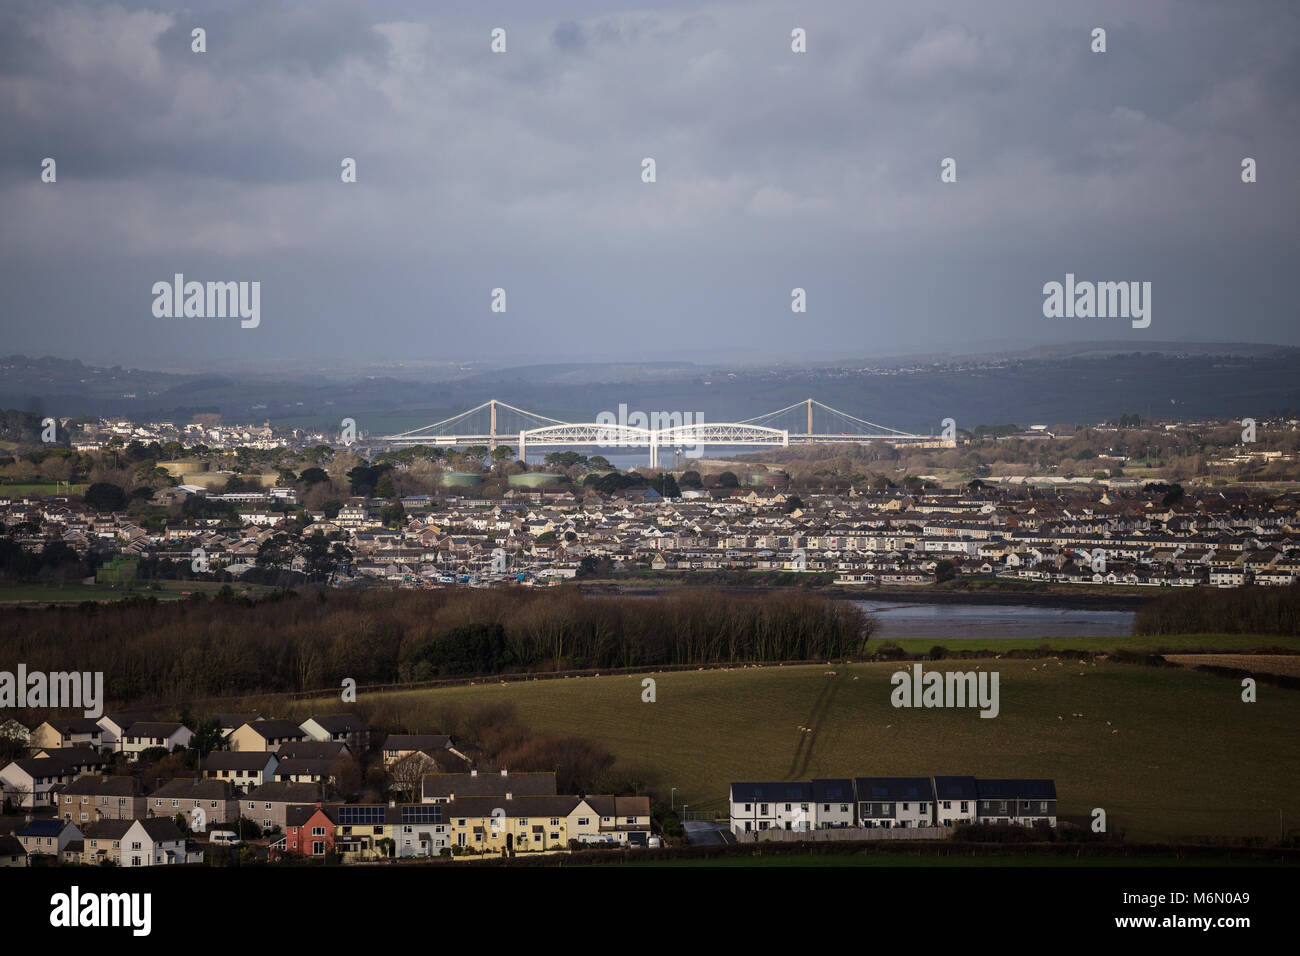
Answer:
[1, 0, 1297, 371]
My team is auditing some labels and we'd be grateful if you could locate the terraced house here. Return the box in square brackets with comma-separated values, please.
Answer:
[729, 775, 1056, 837]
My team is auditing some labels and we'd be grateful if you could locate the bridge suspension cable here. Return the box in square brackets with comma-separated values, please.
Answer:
[739, 398, 923, 438]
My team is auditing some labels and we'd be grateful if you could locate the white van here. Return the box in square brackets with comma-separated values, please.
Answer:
[209, 830, 241, 846]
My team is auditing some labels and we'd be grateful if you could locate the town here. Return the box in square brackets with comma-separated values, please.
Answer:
[0, 711, 654, 865]
[1, 409, 1297, 592]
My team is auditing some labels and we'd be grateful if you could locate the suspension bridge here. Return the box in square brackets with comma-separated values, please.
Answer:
[379, 399, 946, 467]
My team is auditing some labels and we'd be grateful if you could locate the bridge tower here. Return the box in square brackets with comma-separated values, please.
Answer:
[807, 398, 813, 436]
[490, 399, 497, 449]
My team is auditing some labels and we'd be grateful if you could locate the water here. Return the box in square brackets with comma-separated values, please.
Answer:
[523, 446, 766, 470]
[847, 600, 1134, 641]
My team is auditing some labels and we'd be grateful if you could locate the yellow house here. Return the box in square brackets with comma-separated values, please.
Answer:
[443, 796, 580, 854]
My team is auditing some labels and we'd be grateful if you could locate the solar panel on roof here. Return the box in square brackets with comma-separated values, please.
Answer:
[401, 805, 442, 824]
[338, 806, 385, 825]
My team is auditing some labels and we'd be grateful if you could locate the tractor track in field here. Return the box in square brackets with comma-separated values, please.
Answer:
[785, 670, 845, 780]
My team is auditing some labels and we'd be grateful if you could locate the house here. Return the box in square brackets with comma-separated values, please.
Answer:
[229, 720, 307, 753]
[79, 819, 132, 865]
[120, 721, 193, 759]
[579, 795, 653, 845]
[59, 773, 146, 823]
[1, 749, 104, 809]
[82, 818, 187, 867]
[933, 775, 979, 826]
[420, 769, 557, 804]
[96, 712, 156, 753]
[441, 795, 578, 853]
[853, 777, 935, 828]
[213, 713, 263, 739]
[380, 734, 462, 768]
[389, 803, 451, 858]
[299, 715, 372, 751]
[273, 758, 340, 786]
[242, 782, 324, 833]
[728, 781, 815, 834]
[975, 779, 1057, 827]
[201, 751, 278, 792]
[0, 833, 27, 867]
[274, 741, 350, 761]
[281, 803, 337, 858]
[17, 819, 83, 858]
[146, 778, 237, 829]
[29, 718, 103, 752]
[810, 778, 855, 829]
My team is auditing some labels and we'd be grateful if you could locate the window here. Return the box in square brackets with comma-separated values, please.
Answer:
[312, 841, 324, 855]
[311, 827, 325, 836]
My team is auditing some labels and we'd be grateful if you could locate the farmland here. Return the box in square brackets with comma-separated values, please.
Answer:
[296, 657, 1300, 843]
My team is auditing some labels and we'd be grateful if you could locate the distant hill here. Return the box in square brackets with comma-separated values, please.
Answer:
[2, 344, 1297, 434]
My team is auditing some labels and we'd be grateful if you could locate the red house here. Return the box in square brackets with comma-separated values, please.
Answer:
[280, 803, 336, 858]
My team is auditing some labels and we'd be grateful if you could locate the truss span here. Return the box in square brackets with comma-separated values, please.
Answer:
[657, 423, 788, 447]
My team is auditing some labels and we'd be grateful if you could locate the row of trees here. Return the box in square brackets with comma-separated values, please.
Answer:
[1134, 582, 1300, 636]
[1, 588, 875, 706]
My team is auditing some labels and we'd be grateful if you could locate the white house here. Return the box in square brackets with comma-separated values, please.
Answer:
[729, 781, 815, 836]
[933, 775, 979, 826]
[121, 721, 193, 759]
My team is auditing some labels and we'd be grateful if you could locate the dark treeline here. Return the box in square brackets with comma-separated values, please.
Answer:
[1133, 583, 1300, 636]
[0, 588, 873, 706]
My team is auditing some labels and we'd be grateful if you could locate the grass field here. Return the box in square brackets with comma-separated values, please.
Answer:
[300, 659, 1300, 843]
[613, 852, 1289, 867]
[887, 634, 1300, 654]
[0, 580, 276, 604]
[0, 483, 88, 497]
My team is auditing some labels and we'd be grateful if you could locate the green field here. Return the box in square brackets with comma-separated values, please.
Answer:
[0, 580, 276, 604]
[888, 633, 1300, 654]
[300, 659, 1300, 843]
[613, 852, 1289, 867]
[0, 483, 88, 497]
